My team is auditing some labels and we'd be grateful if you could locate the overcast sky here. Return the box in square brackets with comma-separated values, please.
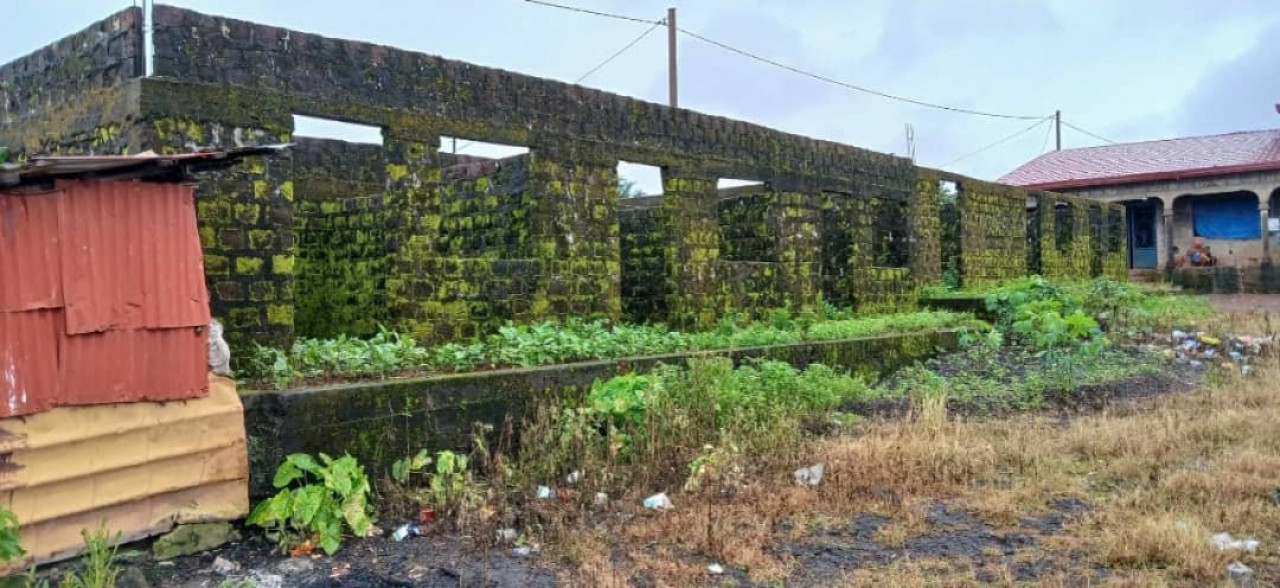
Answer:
[4, 1, 1279, 192]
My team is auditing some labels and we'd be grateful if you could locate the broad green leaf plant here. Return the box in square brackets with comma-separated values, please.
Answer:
[247, 453, 375, 555]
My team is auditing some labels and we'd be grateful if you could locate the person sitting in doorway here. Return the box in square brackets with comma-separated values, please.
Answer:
[1182, 237, 1217, 267]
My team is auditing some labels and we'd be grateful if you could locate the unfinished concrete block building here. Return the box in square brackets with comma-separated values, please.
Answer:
[1, 6, 1129, 350]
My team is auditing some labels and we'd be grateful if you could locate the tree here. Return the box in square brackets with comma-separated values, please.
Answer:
[618, 178, 645, 198]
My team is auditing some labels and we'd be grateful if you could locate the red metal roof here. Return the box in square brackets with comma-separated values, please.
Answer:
[59, 182, 209, 334]
[0, 194, 62, 312]
[0, 180, 212, 418]
[59, 327, 207, 405]
[999, 129, 1280, 190]
[0, 310, 60, 417]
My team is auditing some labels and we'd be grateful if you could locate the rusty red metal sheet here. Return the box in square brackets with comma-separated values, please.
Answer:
[0, 310, 60, 418]
[0, 192, 63, 312]
[59, 327, 208, 406]
[58, 181, 209, 334]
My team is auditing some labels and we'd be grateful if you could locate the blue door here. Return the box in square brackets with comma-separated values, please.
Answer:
[1129, 203, 1157, 268]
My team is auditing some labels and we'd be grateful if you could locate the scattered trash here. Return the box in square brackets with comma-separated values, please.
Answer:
[211, 556, 240, 575]
[707, 563, 724, 575]
[496, 528, 518, 544]
[512, 546, 534, 557]
[419, 507, 436, 524]
[1171, 330, 1189, 342]
[643, 492, 674, 510]
[1199, 334, 1222, 347]
[1229, 351, 1245, 360]
[794, 463, 825, 487]
[1227, 561, 1254, 585]
[565, 470, 583, 485]
[1189, 360, 1204, 368]
[556, 487, 579, 500]
[594, 492, 609, 506]
[1211, 532, 1259, 552]
[276, 557, 316, 575]
[249, 571, 285, 588]
[536, 485, 555, 499]
[288, 539, 315, 558]
[392, 523, 423, 542]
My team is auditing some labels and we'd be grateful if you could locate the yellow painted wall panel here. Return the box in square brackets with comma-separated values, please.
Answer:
[0, 375, 248, 573]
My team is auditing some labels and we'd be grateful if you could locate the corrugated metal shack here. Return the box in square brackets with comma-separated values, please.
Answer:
[0, 146, 283, 571]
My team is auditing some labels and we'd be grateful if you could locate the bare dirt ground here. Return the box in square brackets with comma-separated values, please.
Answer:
[1208, 293, 1280, 315]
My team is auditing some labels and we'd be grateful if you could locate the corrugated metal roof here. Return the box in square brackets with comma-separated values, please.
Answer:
[1000, 129, 1280, 189]
[0, 145, 289, 189]
[1, 175, 223, 417]
[59, 327, 207, 405]
[0, 310, 60, 419]
[59, 182, 208, 334]
[0, 193, 62, 312]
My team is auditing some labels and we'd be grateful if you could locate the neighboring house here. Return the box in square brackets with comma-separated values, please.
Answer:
[1001, 129, 1280, 271]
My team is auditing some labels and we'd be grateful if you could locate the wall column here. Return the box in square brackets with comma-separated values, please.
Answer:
[1261, 200, 1272, 266]
[1162, 204, 1176, 274]
[382, 129, 444, 343]
[660, 167, 723, 330]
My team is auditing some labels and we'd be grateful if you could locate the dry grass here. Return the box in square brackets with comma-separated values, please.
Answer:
[541, 309, 1280, 585]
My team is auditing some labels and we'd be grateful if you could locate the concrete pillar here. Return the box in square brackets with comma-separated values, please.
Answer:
[382, 130, 444, 342]
[659, 167, 724, 330]
[1162, 205, 1176, 275]
[1261, 201, 1272, 266]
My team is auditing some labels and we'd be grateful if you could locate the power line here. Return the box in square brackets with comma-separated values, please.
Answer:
[676, 26, 1046, 121]
[455, 14, 663, 154]
[937, 116, 1053, 168]
[576, 19, 665, 83]
[1062, 120, 1117, 145]
[523, 0, 661, 25]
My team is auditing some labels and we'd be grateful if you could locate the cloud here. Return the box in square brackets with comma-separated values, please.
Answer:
[1175, 21, 1280, 136]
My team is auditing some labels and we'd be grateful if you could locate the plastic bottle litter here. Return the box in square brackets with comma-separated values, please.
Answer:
[392, 523, 422, 542]
[1211, 532, 1259, 552]
[536, 485, 554, 499]
[594, 492, 609, 506]
[512, 546, 534, 557]
[1227, 561, 1253, 585]
[794, 463, 825, 487]
[707, 563, 724, 575]
[496, 528, 518, 544]
[643, 492, 674, 510]
[1200, 334, 1222, 347]
[565, 470, 583, 485]
[1171, 330, 1189, 342]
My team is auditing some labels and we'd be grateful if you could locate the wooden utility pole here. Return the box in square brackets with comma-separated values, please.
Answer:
[1055, 110, 1062, 151]
[667, 7, 678, 108]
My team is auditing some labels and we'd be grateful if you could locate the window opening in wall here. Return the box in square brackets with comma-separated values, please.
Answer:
[1191, 191, 1261, 240]
[439, 136, 530, 160]
[292, 115, 383, 144]
[718, 178, 764, 190]
[1054, 201, 1074, 254]
[617, 161, 663, 198]
[938, 180, 960, 204]
[872, 196, 910, 268]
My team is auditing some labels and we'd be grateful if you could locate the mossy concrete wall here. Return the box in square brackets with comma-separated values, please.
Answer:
[4, 5, 1131, 351]
[241, 328, 962, 497]
[293, 138, 388, 338]
[918, 167, 1128, 288]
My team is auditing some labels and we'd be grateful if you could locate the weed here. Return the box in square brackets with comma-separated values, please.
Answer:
[247, 453, 375, 555]
[0, 506, 23, 563]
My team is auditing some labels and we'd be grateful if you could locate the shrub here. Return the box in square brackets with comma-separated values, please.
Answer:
[247, 453, 375, 555]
